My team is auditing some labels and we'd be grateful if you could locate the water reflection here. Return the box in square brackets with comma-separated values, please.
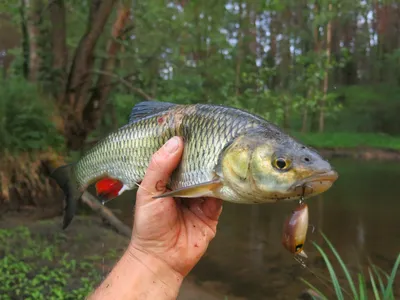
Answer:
[105, 158, 400, 299]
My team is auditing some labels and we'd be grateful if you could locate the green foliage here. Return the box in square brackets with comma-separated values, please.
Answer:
[326, 85, 400, 135]
[0, 77, 64, 154]
[2, 0, 400, 155]
[0, 224, 122, 299]
[301, 233, 400, 300]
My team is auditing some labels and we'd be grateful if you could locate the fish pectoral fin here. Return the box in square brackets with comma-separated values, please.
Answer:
[153, 179, 222, 199]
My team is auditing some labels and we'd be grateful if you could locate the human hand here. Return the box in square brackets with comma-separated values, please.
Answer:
[128, 136, 223, 278]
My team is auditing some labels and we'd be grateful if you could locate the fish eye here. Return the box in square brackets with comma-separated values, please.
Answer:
[272, 157, 291, 171]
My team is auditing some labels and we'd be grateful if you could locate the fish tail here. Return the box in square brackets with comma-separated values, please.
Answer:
[50, 163, 82, 230]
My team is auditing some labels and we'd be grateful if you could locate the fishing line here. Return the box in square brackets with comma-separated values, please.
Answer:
[291, 189, 351, 298]
[102, 242, 105, 280]
[292, 192, 336, 294]
[294, 254, 337, 296]
[293, 237, 352, 298]
[99, 182, 155, 206]
[133, 181, 155, 196]
[101, 199, 112, 205]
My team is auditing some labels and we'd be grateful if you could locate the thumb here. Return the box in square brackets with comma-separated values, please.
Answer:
[136, 136, 184, 205]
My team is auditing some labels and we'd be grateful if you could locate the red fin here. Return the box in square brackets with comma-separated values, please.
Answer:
[95, 178, 123, 200]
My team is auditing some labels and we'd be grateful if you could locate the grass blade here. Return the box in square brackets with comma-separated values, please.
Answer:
[383, 253, 400, 300]
[374, 265, 390, 281]
[368, 267, 381, 300]
[371, 263, 387, 295]
[320, 232, 359, 300]
[299, 278, 328, 300]
[312, 241, 345, 300]
[358, 274, 367, 300]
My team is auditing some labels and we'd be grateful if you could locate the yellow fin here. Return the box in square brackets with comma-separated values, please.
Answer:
[152, 179, 222, 199]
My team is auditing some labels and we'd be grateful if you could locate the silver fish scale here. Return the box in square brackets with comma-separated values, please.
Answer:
[74, 104, 266, 191]
[168, 105, 261, 189]
[74, 115, 171, 188]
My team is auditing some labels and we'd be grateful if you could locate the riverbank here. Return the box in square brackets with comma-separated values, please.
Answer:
[317, 146, 400, 161]
[292, 132, 400, 150]
[0, 212, 245, 300]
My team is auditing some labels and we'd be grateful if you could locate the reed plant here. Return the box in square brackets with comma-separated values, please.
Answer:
[301, 232, 400, 300]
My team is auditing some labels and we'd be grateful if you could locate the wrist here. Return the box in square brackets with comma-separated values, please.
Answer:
[126, 242, 184, 298]
[88, 242, 184, 300]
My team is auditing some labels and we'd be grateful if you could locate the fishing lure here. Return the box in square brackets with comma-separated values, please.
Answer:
[282, 202, 309, 258]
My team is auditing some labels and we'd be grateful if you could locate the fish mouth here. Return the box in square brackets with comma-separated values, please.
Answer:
[291, 170, 339, 197]
[304, 170, 339, 184]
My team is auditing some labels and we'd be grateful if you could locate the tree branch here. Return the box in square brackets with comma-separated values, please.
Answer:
[89, 71, 137, 91]
[122, 24, 135, 35]
[91, 69, 151, 100]
[81, 191, 131, 238]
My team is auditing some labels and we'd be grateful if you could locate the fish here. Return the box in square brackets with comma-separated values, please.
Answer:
[281, 202, 309, 258]
[50, 100, 338, 229]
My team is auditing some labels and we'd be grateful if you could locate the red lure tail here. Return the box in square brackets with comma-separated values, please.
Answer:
[95, 178, 123, 201]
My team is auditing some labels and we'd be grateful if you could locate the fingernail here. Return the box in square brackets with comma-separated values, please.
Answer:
[164, 137, 179, 153]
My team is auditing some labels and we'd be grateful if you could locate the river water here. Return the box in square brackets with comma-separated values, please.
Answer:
[105, 158, 400, 299]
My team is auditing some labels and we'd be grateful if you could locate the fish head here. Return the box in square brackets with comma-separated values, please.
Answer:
[220, 133, 338, 202]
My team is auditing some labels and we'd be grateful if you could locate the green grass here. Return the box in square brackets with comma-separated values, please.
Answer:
[291, 132, 400, 151]
[301, 232, 400, 300]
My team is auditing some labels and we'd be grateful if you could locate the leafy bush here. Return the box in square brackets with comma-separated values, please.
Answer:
[289, 84, 400, 135]
[0, 77, 65, 206]
[0, 77, 64, 154]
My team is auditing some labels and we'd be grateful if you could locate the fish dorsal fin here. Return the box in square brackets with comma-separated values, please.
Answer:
[129, 101, 177, 123]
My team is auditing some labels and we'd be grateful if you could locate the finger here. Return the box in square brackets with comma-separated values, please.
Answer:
[136, 136, 184, 204]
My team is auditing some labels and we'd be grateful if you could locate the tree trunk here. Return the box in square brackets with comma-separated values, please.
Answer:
[19, 0, 30, 79]
[63, 0, 117, 150]
[24, 0, 42, 81]
[309, 2, 321, 133]
[49, 0, 67, 101]
[300, 0, 310, 132]
[83, 3, 131, 133]
[268, 12, 277, 90]
[301, 107, 308, 133]
[235, 0, 243, 96]
[319, 3, 332, 133]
